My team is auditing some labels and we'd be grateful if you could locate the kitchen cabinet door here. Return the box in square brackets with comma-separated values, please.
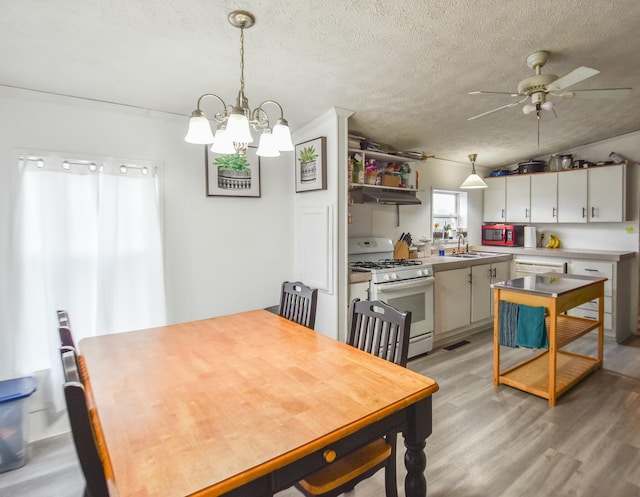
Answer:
[557, 169, 587, 223]
[505, 175, 531, 223]
[471, 263, 492, 323]
[530, 173, 558, 223]
[483, 177, 506, 222]
[470, 261, 511, 323]
[588, 164, 625, 222]
[490, 261, 511, 316]
[435, 268, 471, 333]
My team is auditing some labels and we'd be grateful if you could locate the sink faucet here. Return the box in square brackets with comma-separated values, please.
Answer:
[457, 234, 466, 254]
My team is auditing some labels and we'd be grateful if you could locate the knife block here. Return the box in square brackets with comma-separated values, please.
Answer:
[393, 241, 410, 260]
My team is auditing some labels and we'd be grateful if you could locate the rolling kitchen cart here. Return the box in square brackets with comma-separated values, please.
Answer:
[492, 273, 606, 407]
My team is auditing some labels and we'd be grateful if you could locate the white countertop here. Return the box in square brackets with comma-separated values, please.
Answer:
[469, 245, 636, 262]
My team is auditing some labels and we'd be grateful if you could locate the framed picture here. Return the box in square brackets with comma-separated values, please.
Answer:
[295, 136, 327, 192]
[205, 146, 261, 197]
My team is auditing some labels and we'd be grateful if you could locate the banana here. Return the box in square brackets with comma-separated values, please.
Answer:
[545, 235, 561, 249]
[545, 235, 556, 248]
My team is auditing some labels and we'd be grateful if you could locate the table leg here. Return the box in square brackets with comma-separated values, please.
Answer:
[403, 397, 432, 497]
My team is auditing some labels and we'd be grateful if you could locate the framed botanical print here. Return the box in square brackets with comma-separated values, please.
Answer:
[295, 136, 327, 192]
[206, 146, 261, 197]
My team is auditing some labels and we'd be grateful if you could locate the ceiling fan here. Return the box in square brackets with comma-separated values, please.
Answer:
[468, 50, 632, 122]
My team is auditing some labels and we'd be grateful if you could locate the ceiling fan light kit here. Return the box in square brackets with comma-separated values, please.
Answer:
[467, 50, 632, 145]
[184, 10, 294, 157]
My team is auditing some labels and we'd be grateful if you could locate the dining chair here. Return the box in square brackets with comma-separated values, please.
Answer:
[57, 309, 72, 327]
[57, 310, 77, 348]
[279, 281, 318, 330]
[295, 299, 412, 497]
[61, 349, 110, 497]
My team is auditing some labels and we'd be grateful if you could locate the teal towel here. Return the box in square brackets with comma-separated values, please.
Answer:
[498, 301, 519, 348]
[516, 305, 548, 349]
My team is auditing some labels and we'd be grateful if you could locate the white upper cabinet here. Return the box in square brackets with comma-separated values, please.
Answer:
[587, 164, 626, 222]
[483, 177, 506, 222]
[530, 173, 558, 223]
[557, 169, 588, 223]
[505, 175, 531, 223]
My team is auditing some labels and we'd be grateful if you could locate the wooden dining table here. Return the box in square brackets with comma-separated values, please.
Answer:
[79, 309, 439, 497]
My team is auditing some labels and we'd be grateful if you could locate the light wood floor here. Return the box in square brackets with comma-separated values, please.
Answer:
[2, 329, 639, 497]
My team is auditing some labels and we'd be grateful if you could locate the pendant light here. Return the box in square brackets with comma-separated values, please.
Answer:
[460, 153, 488, 189]
[184, 10, 294, 157]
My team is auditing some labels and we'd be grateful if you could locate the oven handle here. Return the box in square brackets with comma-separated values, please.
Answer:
[375, 277, 435, 293]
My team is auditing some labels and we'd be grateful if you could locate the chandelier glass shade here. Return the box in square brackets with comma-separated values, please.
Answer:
[460, 153, 488, 189]
[184, 10, 294, 157]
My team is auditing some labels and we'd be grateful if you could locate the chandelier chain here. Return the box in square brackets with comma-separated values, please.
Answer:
[239, 26, 245, 97]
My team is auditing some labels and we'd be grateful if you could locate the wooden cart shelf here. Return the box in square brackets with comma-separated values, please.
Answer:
[493, 274, 606, 407]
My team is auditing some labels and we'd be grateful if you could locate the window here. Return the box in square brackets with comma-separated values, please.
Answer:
[432, 189, 468, 239]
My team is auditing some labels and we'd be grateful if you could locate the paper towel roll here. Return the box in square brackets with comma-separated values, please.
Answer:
[524, 226, 537, 248]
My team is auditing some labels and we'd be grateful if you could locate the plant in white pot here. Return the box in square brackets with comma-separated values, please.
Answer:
[214, 153, 252, 190]
[298, 146, 318, 183]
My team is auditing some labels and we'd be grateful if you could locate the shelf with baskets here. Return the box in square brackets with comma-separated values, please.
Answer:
[348, 149, 418, 191]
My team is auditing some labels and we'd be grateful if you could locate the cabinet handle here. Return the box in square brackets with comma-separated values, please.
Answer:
[552, 207, 556, 218]
[525, 208, 529, 218]
[501, 209, 505, 219]
[592, 206, 596, 218]
[582, 207, 586, 218]
[492, 267, 497, 278]
[584, 268, 598, 272]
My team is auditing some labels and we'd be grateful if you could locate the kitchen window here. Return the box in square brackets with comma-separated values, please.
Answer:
[432, 189, 468, 238]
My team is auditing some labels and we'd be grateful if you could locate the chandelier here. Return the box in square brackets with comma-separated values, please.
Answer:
[184, 10, 293, 157]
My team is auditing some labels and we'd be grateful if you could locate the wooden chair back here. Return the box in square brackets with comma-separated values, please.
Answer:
[279, 281, 318, 329]
[296, 299, 411, 497]
[347, 299, 412, 367]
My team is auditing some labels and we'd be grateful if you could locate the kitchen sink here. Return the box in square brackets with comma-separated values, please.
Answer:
[450, 251, 499, 258]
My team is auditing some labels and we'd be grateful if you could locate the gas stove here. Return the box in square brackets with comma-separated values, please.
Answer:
[348, 238, 433, 283]
[347, 237, 434, 358]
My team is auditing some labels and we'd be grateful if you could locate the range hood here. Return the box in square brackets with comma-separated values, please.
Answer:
[351, 186, 421, 205]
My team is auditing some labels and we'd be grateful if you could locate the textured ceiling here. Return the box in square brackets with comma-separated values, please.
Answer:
[1, 0, 639, 168]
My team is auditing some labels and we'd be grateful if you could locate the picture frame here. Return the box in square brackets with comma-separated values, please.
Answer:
[295, 136, 327, 192]
[205, 146, 261, 198]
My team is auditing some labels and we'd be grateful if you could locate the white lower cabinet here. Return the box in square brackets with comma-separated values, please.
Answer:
[471, 261, 511, 322]
[435, 267, 471, 334]
[348, 281, 369, 304]
[435, 260, 511, 345]
[566, 260, 614, 336]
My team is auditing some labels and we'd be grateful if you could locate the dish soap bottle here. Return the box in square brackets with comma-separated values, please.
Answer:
[438, 238, 445, 256]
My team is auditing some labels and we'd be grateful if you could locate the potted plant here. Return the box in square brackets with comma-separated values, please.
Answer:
[444, 224, 452, 239]
[214, 152, 252, 190]
[298, 145, 318, 183]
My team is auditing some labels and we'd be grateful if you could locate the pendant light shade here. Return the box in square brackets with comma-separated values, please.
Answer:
[256, 129, 280, 157]
[185, 111, 215, 144]
[460, 153, 488, 189]
[184, 10, 293, 158]
[210, 127, 236, 155]
[272, 119, 294, 151]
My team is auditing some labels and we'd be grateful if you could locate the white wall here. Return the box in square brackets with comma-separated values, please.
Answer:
[292, 108, 353, 340]
[0, 85, 295, 363]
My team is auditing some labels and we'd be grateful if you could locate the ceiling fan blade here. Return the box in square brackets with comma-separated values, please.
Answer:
[547, 66, 600, 91]
[467, 96, 528, 121]
[562, 88, 632, 99]
[469, 90, 521, 97]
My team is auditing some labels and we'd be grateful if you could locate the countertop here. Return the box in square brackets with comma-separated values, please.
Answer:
[416, 253, 513, 272]
[469, 245, 636, 262]
[492, 273, 607, 297]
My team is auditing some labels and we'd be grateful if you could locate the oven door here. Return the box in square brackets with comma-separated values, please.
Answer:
[371, 277, 434, 357]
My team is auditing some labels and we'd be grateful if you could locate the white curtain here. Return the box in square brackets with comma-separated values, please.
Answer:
[7, 153, 166, 411]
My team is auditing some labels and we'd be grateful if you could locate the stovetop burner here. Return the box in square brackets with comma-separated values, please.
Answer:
[350, 259, 424, 270]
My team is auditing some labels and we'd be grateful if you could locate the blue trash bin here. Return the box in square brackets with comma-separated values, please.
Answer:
[0, 376, 37, 472]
